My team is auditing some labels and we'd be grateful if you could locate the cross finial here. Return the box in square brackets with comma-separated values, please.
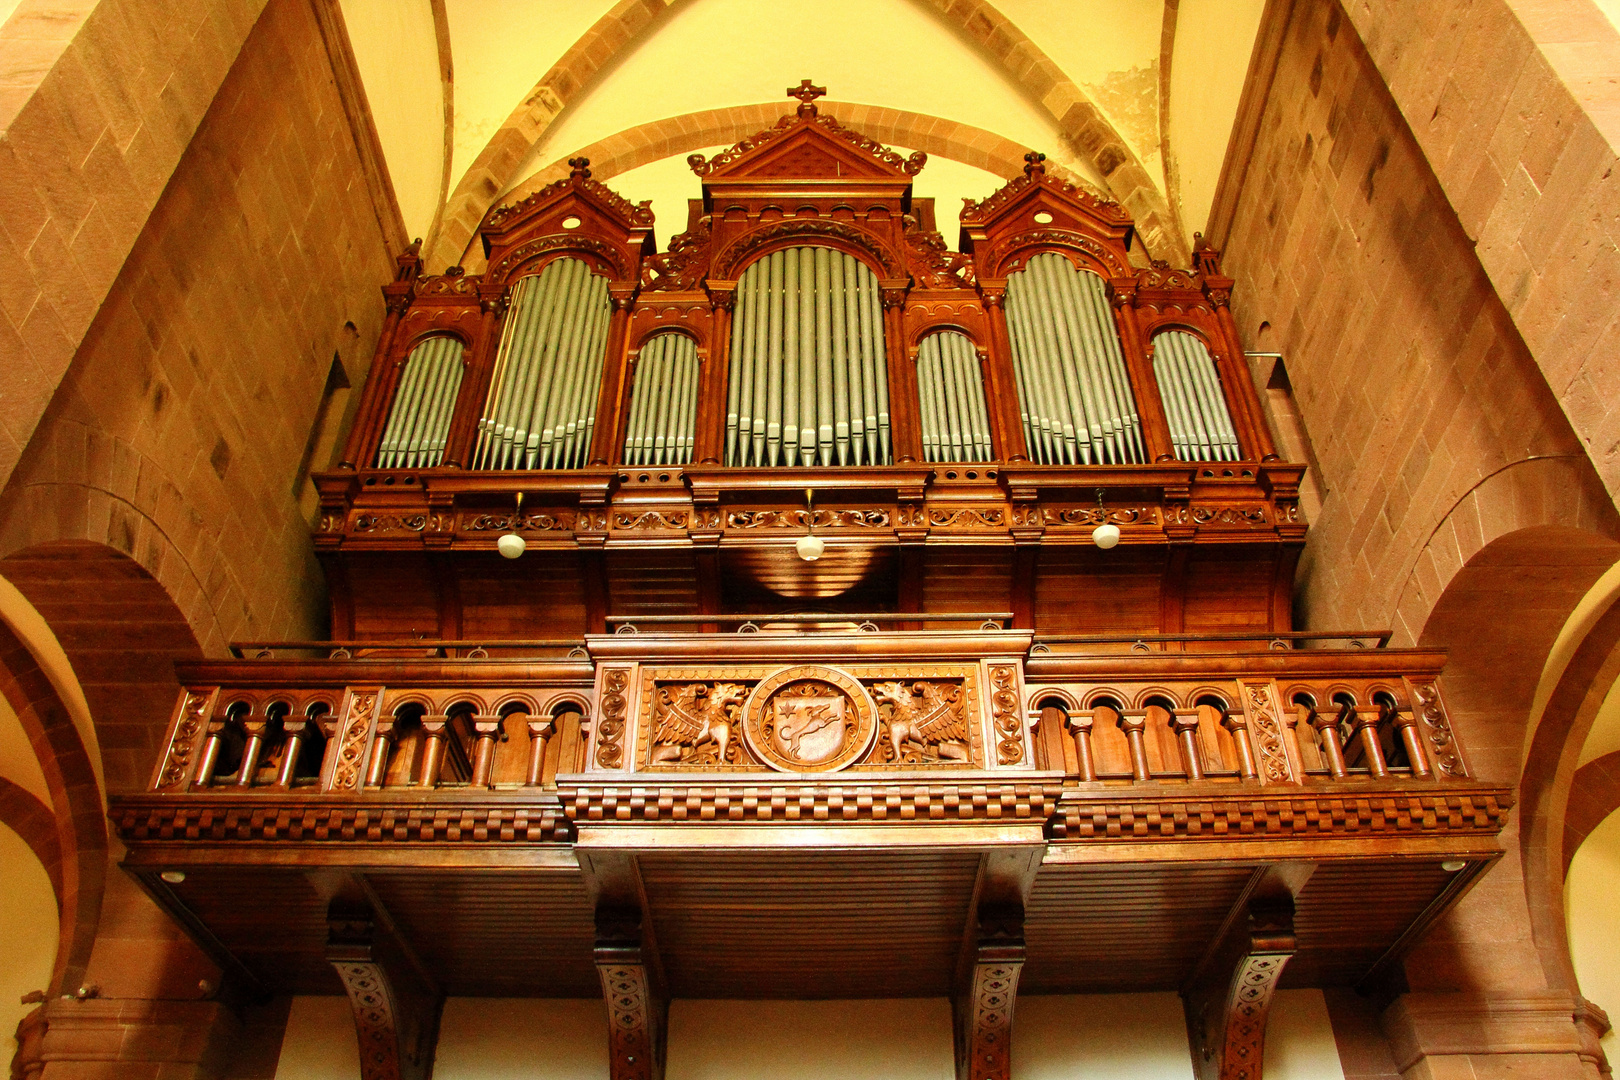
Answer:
[788, 79, 826, 117]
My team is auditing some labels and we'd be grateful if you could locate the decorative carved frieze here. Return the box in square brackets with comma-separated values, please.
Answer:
[596, 668, 633, 769]
[562, 779, 1061, 824]
[633, 664, 986, 771]
[989, 665, 1024, 765]
[726, 508, 890, 529]
[461, 510, 577, 532]
[1049, 788, 1511, 842]
[1240, 681, 1294, 784]
[114, 798, 573, 844]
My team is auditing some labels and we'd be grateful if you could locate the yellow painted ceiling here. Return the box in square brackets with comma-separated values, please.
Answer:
[340, 0, 1265, 262]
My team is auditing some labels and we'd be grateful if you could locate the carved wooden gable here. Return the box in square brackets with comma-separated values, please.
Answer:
[960, 153, 1136, 279]
[479, 158, 655, 286]
[691, 82, 924, 205]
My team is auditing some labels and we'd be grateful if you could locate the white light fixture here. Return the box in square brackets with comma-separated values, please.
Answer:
[499, 492, 527, 559]
[796, 488, 825, 561]
[1440, 859, 1467, 872]
[160, 870, 186, 884]
[1091, 488, 1120, 549]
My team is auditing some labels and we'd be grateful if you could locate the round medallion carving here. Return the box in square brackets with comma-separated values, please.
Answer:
[740, 666, 878, 772]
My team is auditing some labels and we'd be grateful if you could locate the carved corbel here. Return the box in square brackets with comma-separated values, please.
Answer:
[954, 902, 1025, 1080]
[1184, 896, 1297, 1080]
[596, 907, 667, 1080]
[327, 907, 442, 1080]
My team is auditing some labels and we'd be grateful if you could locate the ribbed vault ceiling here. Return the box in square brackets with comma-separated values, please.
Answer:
[338, 0, 1266, 271]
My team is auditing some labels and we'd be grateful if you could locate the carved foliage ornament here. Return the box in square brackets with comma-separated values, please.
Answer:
[728, 508, 889, 529]
[1411, 681, 1465, 777]
[1243, 683, 1292, 784]
[462, 510, 576, 532]
[643, 216, 713, 292]
[331, 692, 378, 792]
[990, 229, 1129, 279]
[741, 667, 879, 773]
[488, 235, 631, 286]
[989, 665, 1025, 765]
[158, 691, 211, 789]
[713, 219, 902, 280]
[596, 668, 631, 769]
[688, 109, 926, 178]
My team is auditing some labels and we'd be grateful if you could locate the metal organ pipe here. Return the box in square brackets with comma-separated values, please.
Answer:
[725, 246, 892, 467]
[374, 336, 466, 468]
[473, 257, 612, 470]
[1003, 252, 1145, 465]
[915, 330, 992, 462]
[622, 333, 700, 465]
[1151, 330, 1240, 461]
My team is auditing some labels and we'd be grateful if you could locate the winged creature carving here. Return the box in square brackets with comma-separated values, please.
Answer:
[651, 683, 748, 764]
[870, 680, 970, 762]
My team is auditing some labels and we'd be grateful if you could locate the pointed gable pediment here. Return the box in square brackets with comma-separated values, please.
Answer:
[690, 82, 924, 195]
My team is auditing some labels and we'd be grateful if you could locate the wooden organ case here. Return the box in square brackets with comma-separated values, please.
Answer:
[114, 86, 1510, 1080]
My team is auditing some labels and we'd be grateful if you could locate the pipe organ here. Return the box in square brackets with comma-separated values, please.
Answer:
[915, 330, 991, 462]
[1004, 253, 1145, 465]
[373, 335, 465, 468]
[1152, 329, 1241, 462]
[725, 247, 891, 468]
[473, 258, 613, 470]
[623, 331, 699, 466]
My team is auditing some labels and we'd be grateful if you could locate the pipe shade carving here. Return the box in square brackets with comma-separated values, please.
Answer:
[474, 258, 612, 470]
[623, 333, 699, 466]
[726, 247, 892, 468]
[917, 330, 992, 463]
[1152, 330, 1241, 462]
[374, 336, 466, 469]
[1004, 253, 1145, 465]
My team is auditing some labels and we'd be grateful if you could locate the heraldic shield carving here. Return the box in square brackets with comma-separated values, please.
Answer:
[741, 666, 879, 772]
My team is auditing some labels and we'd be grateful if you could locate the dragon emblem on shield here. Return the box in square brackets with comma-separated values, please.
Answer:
[740, 666, 879, 772]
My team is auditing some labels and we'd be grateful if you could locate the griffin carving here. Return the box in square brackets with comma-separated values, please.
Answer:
[871, 681, 969, 762]
[651, 683, 748, 764]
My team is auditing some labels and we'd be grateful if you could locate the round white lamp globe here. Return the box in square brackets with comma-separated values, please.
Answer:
[497, 532, 527, 559]
[1091, 522, 1121, 550]
[795, 533, 826, 562]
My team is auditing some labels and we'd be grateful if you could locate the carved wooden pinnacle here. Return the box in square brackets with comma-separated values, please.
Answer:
[788, 79, 826, 116]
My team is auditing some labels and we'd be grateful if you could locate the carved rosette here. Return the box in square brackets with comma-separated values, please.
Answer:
[157, 689, 213, 789]
[741, 667, 879, 773]
[988, 665, 1025, 765]
[596, 668, 632, 769]
[330, 690, 379, 792]
[1240, 681, 1294, 784]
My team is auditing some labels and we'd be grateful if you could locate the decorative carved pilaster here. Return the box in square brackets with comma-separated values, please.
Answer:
[1185, 898, 1296, 1080]
[327, 909, 442, 1080]
[955, 902, 1025, 1080]
[595, 908, 666, 1080]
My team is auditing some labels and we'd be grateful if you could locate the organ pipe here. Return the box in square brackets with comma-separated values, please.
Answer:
[1003, 252, 1145, 465]
[622, 332, 700, 465]
[374, 336, 466, 468]
[915, 330, 992, 462]
[725, 246, 891, 467]
[1151, 330, 1241, 461]
[473, 257, 612, 470]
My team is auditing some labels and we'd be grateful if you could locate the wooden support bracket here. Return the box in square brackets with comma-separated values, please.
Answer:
[954, 901, 1026, 1080]
[326, 903, 443, 1080]
[596, 906, 667, 1080]
[1184, 895, 1297, 1080]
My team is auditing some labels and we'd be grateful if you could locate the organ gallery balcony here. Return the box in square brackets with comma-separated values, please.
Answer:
[112, 627, 1509, 1006]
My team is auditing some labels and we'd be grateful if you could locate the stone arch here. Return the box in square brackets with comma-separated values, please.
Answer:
[0, 778, 62, 904]
[1386, 455, 1620, 647]
[1402, 526, 1620, 1001]
[0, 617, 105, 997]
[428, 0, 1180, 272]
[1, 542, 202, 795]
[1564, 751, 1620, 873]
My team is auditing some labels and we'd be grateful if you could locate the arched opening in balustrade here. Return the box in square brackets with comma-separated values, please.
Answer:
[381, 702, 427, 787]
[915, 329, 992, 462]
[1004, 252, 1144, 465]
[207, 700, 251, 785]
[1032, 694, 1074, 773]
[1148, 328, 1240, 462]
[374, 335, 467, 468]
[725, 246, 892, 468]
[474, 256, 613, 470]
[1085, 695, 1131, 780]
[622, 331, 700, 466]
